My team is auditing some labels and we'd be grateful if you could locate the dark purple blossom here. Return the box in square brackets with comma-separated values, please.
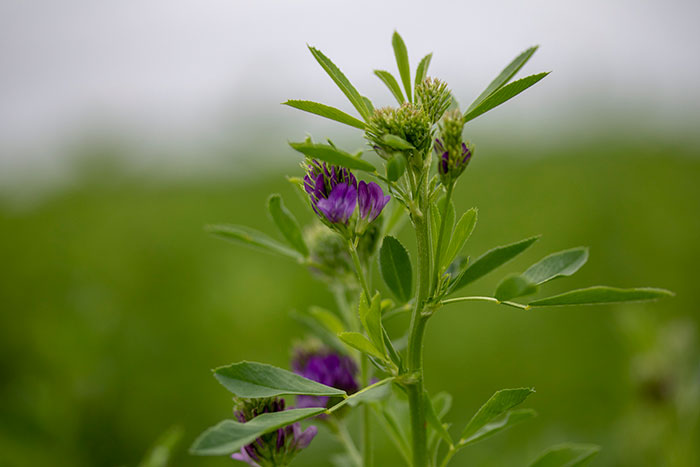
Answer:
[230, 397, 317, 466]
[292, 347, 359, 410]
[358, 181, 390, 223]
[304, 160, 357, 224]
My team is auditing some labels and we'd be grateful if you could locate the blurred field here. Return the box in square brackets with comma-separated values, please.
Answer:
[1, 139, 699, 466]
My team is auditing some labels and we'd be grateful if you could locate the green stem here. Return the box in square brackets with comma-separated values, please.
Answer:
[406, 169, 432, 467]
[439, 446, 456, 467]
[361, 358, 372, 467]
[431, 183, 453, 295]
[348, 239, 371, 301]
[441, 295, 530, 310]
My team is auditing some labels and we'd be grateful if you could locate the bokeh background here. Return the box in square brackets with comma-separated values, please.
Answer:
[1, 1, 699, 466]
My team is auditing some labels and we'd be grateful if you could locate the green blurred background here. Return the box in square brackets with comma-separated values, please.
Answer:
[2, 0, 700, 465]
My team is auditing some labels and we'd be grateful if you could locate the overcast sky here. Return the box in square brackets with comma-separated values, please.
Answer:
[1, 0, 699, 174]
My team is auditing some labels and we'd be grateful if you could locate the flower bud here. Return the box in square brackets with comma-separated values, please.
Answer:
[435, 109, 474, 184]
[304, 160, 357, 226]
[365, 104, 432, 168]
[416, 77, 452, 124]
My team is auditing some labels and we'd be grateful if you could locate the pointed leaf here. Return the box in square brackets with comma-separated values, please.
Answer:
[289, 141, 376, 172]
[386, 154, 407, 181]
[529, 443, 601, 467]
[359, 292, 385, 354]
[467, 46, 539, 113]
[495, 274, 538, 301]
[523, 247, 589, 285]
[463, 72, 550, 124]
[283, 100, 366, 130]
[267, 194, 308, 257]
[424, 391, 453, 447]
[529, 286, 674, 307]
[392, 31, 412, 102]
[190, 407, 324, 455]
[451, 236, 540, 292]
[379, 236, 413, 303]
[338, 332, 386, 361]
[307, 306, 345, 335]
[362, 96, 374, 115]
[308, 46, 370, 120]
[436, 196, 455, 264]
[382, 134, 414, 150]
[460, 388, 535, 441]
[441, 208, 477, 271]
[214, 362, 346, 398]
[415, 53, 433, 89]
[205, 224, 302, 260]
[374, 70, 405, 104]
[459, 408, 536, 447]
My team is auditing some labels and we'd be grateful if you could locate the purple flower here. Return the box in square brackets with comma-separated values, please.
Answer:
[304, 160, 357, 224]
[358, 181, 390, 223]
[292, 347, 359, 410]
[230, 397, 317, 466]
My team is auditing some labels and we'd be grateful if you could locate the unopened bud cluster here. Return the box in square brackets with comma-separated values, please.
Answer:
[365, 104, 432, 167]
[416, 77, 452, 124]
[435, 109, 474, 184]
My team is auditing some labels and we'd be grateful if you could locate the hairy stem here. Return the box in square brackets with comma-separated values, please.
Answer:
[406, 167, 432, 467]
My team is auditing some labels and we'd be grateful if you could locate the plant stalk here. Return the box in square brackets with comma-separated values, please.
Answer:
[406, 168, 432, 467]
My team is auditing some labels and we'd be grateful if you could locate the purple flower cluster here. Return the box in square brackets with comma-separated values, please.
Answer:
[435, 138, 472, 182]
[304, 160, 390, 229]
[231, 398, 317, 466]
[292, 347, 359, 410]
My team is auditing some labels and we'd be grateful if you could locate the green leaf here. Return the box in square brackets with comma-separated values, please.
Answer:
[424, 391, 453, 447]
[190, 407, 324, 455]
[376, 405, 411, 464]
[460, 388, 535, 442]
[467, 46, 539, 113]
[267, 194, 308, 257]
[432, 392, 452, 419]
[386, 154, 407, 181]
[307, 306, 345, 335]
[494, 274, 538, 301]
[213, 361, 346, 398]
[383, 327, 404, 371]
[308, 46, 370, 120]
[441, 208, 477, 271]
[362, 96, 374, 115]
[436, 196, 455, 263]
[523, 247, 589, 285]
[282, 100, 366, 130]
[414, 53, 433, 90]
[139, 425, 183, 467]
[289, 141, 376, 172]
[392, 31, 412, 102]
[359, 292, 385, 354]
[382, 134, 415, 150]
[529, 286, 674, 307]
[205, 224, 302, 260]
[430, 203, 441, 257]
[451, 236, 540, 292]
[379, 236, 413, 303]
[463, 72, 550, 124]
[529, 443, 601, 467]
[459, 408, 536, 447]
[338, 332, 387, 361]
[374, 70, 405, 104]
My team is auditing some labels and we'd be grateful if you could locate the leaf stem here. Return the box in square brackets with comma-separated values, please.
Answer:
[441, 295, 530, 310]
[326, 377, 395, 414]
[348, 239, 372, 301]
[439, 446, 456, 467]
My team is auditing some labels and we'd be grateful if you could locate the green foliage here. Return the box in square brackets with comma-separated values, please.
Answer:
[467, 46, 539, 113]
[529, 286, 674, 307]
[139, 426, 184, 467]
[424, 391, 453, 447]
[268, 194, 308, 256]
[374, 70, 406, 104]
[523, 247, 589, 285]
[213, 361, 346, 398]
[414, 53, 433, 90]
[450, 236, 540, 292]
[289, 141, 376, 172]
[338, 332, 386, 361]
[494, 274, 538, 301]
[528, 443, 601, 467]
[459, 388, 535, 443]
[308, 46, 371, 120]
[283, 100, 366, 129]
[391, 31, 412, 103]
[464, 73, 550, 124]
[459, 408, 536, 447]
[359, 292, 385, 355]
[386, 154, 408, 181]
[190, 408, 324, 455]
[205, 224, 302, 260]
[441, 208, 477, 271]
[379, 236, 413, 302]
